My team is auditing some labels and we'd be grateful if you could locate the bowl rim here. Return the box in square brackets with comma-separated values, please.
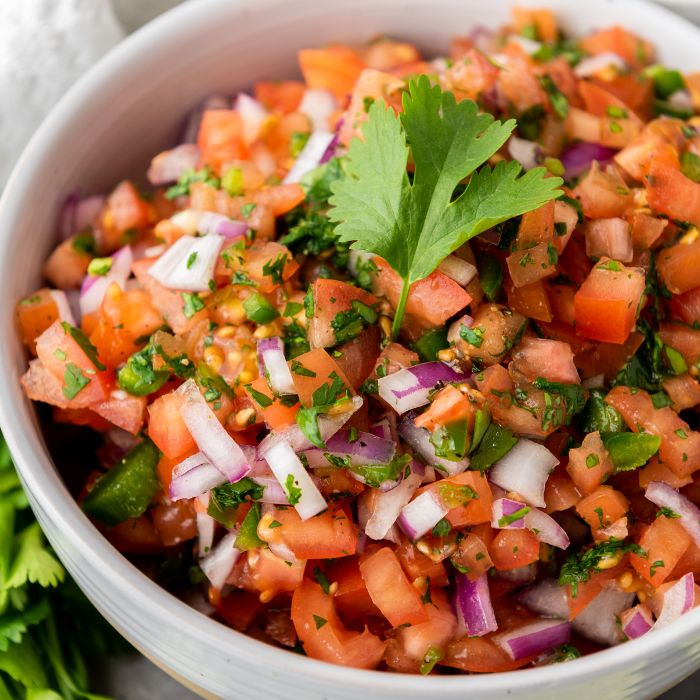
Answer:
[2, 0, 700, 693]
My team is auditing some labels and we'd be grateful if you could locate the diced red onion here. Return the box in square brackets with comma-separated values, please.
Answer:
[299, 89, 337, 132]
[257, 396, 363, 454]
[259, 439, 327, 520]
[49, 290, 76, 326]
[170, 209, 248, 240]
[398, 415, 470, 477]
[178, 379, 251, 483]
[379, 362, 464, 415]
[199, 530, 240, 590]
[524, 508, 570, 550]
[169, 452, 226, 501]
[397, 490, 448, 541]
[79, 245, 133, 316]
[365, 472, 422, 541]
[489, 438, 558, 508]
[621, 604, 654, 639]
[283, 131, 336, 184]
[438, 255, 478, 286]
[369, 419, 391, 441]
[182, 94, 230, 144]
[492, 497, 528, 529]
[447, 314, 473, 345]
[495, 619, 570, 660]
[60, 193, 105, 240]
[147, 234, 224, 292]
[235, 93, 268, 145]
[508, 135, 541, 171]
[252, 475, 290, 505]
[645, 481, 700, 550]
[560, 142, 617, 181]
[519, 578, 569, 619]
[654, 573, 696, 628]
[326, 429, 396, 465]
[574, 52, 627, 77]
[256, 337, 296, 396]
[572, 586, 634, 645]
[196, 493, 216, 559]
[454, 573, 498, 637]
[147, 143, 201, 185]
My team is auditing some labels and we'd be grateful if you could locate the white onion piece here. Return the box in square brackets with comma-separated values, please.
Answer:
[572, 586, 634, 645]
[398, 416, 470, 477]
[199, 531, 240, 590]
[178, 379, 251, 482]
[507, 34, 542, 55]
[447, 314, 473, 345]
[489, 439, 558, 508]
[378, 362, 464, 415]
[169, 452, 226, 501]
[253, 475, 290, 504]
[283, 131, 336, 184]
[196, 493, 216, 559]
[508, 135, 540, 171]
[582, 373, 605, 389]
[170, 209, 248, 240]
[519, 578, 569, 619]
[438, 255, 478, 286]
[147, 143, 201, 185]
[79, 245, 133, 316]
[235, 93, 268, 145]
[574, 52, 627, 77]
[669, 89, 693, 110]
[49, 290, 76, 326]
[348, 249, 374, 278]
[365, 473, 422, 541]
[495, 619, 570, 660]
[298, 89, 337, 132]
[620, 604, 654, 639]
[60, 193, 105, 240]
[397, 490, 448, 541]
[654, 573, 696, 628]
[524, 509, 570, 550]
[259, 440, 327, 521]
[645, 481, 700, 550]
[256, 337, 296, 395]
[147, 234, 224, 292]
[494, 563, 537, 584]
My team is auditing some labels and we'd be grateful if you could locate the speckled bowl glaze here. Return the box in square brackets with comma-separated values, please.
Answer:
[1, 0, 699, 697]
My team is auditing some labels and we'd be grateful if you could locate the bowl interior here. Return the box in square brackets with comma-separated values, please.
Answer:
[2, 0, 700, 698]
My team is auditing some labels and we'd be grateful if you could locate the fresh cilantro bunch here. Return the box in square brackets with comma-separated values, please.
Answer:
[329, 75, 563, 337]
[0, 434, 124, 698]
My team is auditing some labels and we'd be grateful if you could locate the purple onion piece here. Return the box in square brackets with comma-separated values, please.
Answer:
[560, 142, 617, 181]
[495, 620, 571, 660]
[454, 573, 498, 637]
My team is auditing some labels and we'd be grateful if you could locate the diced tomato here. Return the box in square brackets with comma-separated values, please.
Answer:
[496, 51, 545, 113]
[237, 548, 305, 599]
[638, 456, 692, 490]
[326, 556, 379, 618]
[16, 289, 61, 354]
[489, 529, 540, 571]
[373, 258, 471, 328]
[147, 391, 196, 459]
[291, 578, 385, 669]
[583, 218, 633, 263]
[572, 163, 632, 219]
[197, 110, 249, 172]
[505, 278, 553, 323]
[443, 636, 533, 673]
[42, 236, 91, 290]
[566, 431, 614, 496]
[359, 547, 428, 627]
[422, 471, 493, 528]
[506, 242, 557, 288]
[657, 239, 700, 295]
[287, 347, 353, 407]
[544, 465, 582, 513]
[628, 212, 668, 250]
[566, 561, 628, 619]
[395, 536, 448, 586]
[574, 260, 645, 344]
[259, 504, 357, 559]
[670, 541, 700, 580]
[451, 532, 494, 580]
[605, 386, 700, 478]
[245, 377, 299, 430]
[298, 46, 365, 98]
[512, 6, 558, 41]
[215, 589, 265, 632]
[647, 162, 700, 229]
[93, 389, 146, 435]
[579, 26, 653, 69]
[252, 184, 306, 217]
[546, 283, 576, 326]
[659, 322, 700, 368]
[576, 486, 629, 531]
[307, 278, 379, 348]
[669, 285, 700, 324]
[663, 374, 700, 412]
[151, 499, 197, 546]
[103, 515, 164, 555]
[104, 181, 152, 247]
[254, 80, 305, 113]
[630, 516, 691, 585]
[332, 325, 382, 389]
[156, 446, 197, 491]
[443, 49, 499, 102]
[415, 385, 474, 431]
[510, 337, 580, 384]
[516, 202, 555, 248]
[596, 73, 654, 119]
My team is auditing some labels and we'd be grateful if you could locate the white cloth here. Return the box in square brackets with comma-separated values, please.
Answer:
[0, 0, 125, 187]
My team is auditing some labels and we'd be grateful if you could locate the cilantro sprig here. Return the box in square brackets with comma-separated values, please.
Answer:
[329, 76, 562, 337]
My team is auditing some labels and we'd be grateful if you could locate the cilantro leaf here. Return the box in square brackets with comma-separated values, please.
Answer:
[329, 76, 562, 337]
[5, 523, 64, 590]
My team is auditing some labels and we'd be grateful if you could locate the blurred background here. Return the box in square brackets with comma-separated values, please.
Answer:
[0, 0, 699, 697]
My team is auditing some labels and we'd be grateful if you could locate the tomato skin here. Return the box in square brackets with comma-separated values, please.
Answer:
[574, 261, 645, 344]
[606, 386, 700, 478]
[657, 240, 700, 295]
[489, 529, 540, 571]
[631, 516, 691, 585]
[147, 391, 196, 459]
[93, 388, 147, 435]
[258, 504, 357, 560]
[291, 578, 385, 669]
[359, 547, 428, 627]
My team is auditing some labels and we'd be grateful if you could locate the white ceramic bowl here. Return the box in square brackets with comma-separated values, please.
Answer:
[1, 0, 700, 697]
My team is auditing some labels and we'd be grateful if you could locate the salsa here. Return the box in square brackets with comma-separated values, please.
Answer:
[17, 6, 700, 674]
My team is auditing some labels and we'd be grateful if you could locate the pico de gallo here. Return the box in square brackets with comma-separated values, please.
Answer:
[17, 7, 700, 674]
